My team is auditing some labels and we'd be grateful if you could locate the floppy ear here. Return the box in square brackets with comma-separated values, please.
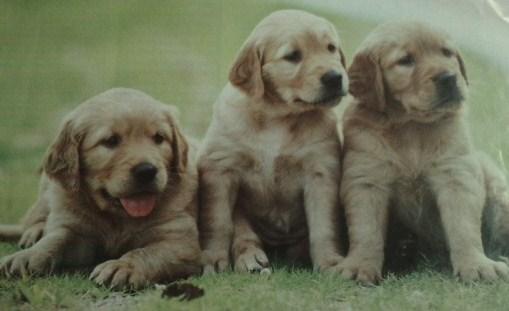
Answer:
[229, 39, 264, 99]
[164, 108, 189, 174]
[170, 125, 189, 174]
[348, 50, 386, 112]
[456, 52, 468, 85]
[338, 48, 347, 69]
[42, 119, 81, 192]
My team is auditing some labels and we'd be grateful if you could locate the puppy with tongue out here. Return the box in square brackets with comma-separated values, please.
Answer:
[117, 163, 161, 218]
[120, 193, 157, 218]
[0, 88, 202, 289]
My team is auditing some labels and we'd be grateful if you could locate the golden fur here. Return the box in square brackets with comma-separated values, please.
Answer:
[339, 21, 509, 284]
[198, 10, 348, 273]
[0, 176, 52, 247]
[0, 88, 201, 288]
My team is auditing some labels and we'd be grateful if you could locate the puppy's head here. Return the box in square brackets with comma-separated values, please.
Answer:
[349, 22, 468, 122]
[43, 88, 188, 217]
[229, 10, 348, 110]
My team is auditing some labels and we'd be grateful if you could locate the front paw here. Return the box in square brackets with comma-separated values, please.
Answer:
[201, 249, 230, 275]
[90, 259, 148, 289]
[234, 246, 270, 274]
[453, 255, 509, 282]
[0, 249, 55, 277]
[335, 256, 382, 285]
[18, 223, 45, 248]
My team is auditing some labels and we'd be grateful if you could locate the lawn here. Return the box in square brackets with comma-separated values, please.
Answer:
[1, 0, 509, 310]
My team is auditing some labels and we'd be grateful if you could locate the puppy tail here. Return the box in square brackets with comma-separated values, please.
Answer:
[0, 224, 23, 242]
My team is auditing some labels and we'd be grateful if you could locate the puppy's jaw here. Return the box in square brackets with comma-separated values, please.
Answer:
[383, 64, 468, 123]
[85, 165, 169, 217]
[294, 96, 341, 109]
[431, 75, 468, 111]
[394, 78, 467, 122]
[293, 67, 348, 108]
[431, 93, 464, 110]
[82, 139, 173, 217]
[293, 86, 347, 108]
[268, 74, 348, 111]
[98, 188, 161, 218]
[81, 143, 172, 217]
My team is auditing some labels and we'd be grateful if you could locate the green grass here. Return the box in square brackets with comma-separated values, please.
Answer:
[3, 267, 509, 311]
[1, 0, 509, 310]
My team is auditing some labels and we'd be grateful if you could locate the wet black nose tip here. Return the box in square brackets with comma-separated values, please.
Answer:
[433, 72, 457, 89]
[132, 162, 158, 184]
[320, 70, 342, 90]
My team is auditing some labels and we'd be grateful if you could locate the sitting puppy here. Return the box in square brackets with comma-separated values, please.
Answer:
[0, 88, 201, 288]
[339, 21, 509, 284]
[199, 10, 348, 273]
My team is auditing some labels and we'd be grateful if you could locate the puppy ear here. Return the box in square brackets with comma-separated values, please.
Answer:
[164, 107, 189, 174]
[338, 48, 347, 69]
[42, 119, 81, 192]
[456, 52, 468, 85]
[170, 125, 189, 174]
[229, 39, 264, 99]
[348, 51, 386, 112]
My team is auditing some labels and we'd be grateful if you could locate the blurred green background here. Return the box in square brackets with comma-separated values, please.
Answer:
[0, 0, 294, 222]
[1, 0, 508, 224]
[1, 0, 508, 223]
[1, 1, 509, 309]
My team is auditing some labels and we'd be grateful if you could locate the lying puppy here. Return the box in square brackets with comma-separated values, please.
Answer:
[0, 88, 201, 288]
[339, 21, 509, 284]
[199, 10, 348, 273]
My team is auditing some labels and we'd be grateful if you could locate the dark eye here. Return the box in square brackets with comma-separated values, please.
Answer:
[153, 132, 164, 145]
[283, 50, 302, 63]
[101, 134, 121, 148]
[441, 48, 453, 57]
[327, 44, 336, 52]
[397, 54, 415, 66]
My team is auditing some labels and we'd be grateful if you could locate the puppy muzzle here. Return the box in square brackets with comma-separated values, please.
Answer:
[432, 72, 464, 109]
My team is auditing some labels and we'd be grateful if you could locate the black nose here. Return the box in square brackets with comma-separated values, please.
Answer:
[132, 162, 158, 184]
[433, 72, 463, 105]
[320, 70, 342, 90]
[433, 72, 457, 90]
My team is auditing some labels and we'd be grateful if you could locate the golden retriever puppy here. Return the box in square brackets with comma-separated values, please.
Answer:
[0, 88, 201, 288]
[199, 10, 348, 273]
[339, 21, 509, 284]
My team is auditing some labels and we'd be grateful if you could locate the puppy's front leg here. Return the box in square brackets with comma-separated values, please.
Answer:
[431, 159, 509, 282]
[199, 167, 239, 274]
[232, 208, 269, 273]
[0, 227, 72, 277]
[336, 154, 393, 284]
[19, 175, 51, 248]
[304, 161, 344, 272]
[338, 183, 390, 284]
[90, 229, 201, 289]
[18, 199, 50, 249]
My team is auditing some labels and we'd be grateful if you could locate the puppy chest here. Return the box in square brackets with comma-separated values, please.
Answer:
[239, 152, 305, 203]
[250, 209, 308, 245]
[239, 191, 308, 245]
[392, 175, 434, 211]
[237, 152, 307, 243]
[391, 175, 443, 240]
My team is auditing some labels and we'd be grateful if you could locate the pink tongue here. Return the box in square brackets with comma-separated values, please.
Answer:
[120, 195, 157, 217]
